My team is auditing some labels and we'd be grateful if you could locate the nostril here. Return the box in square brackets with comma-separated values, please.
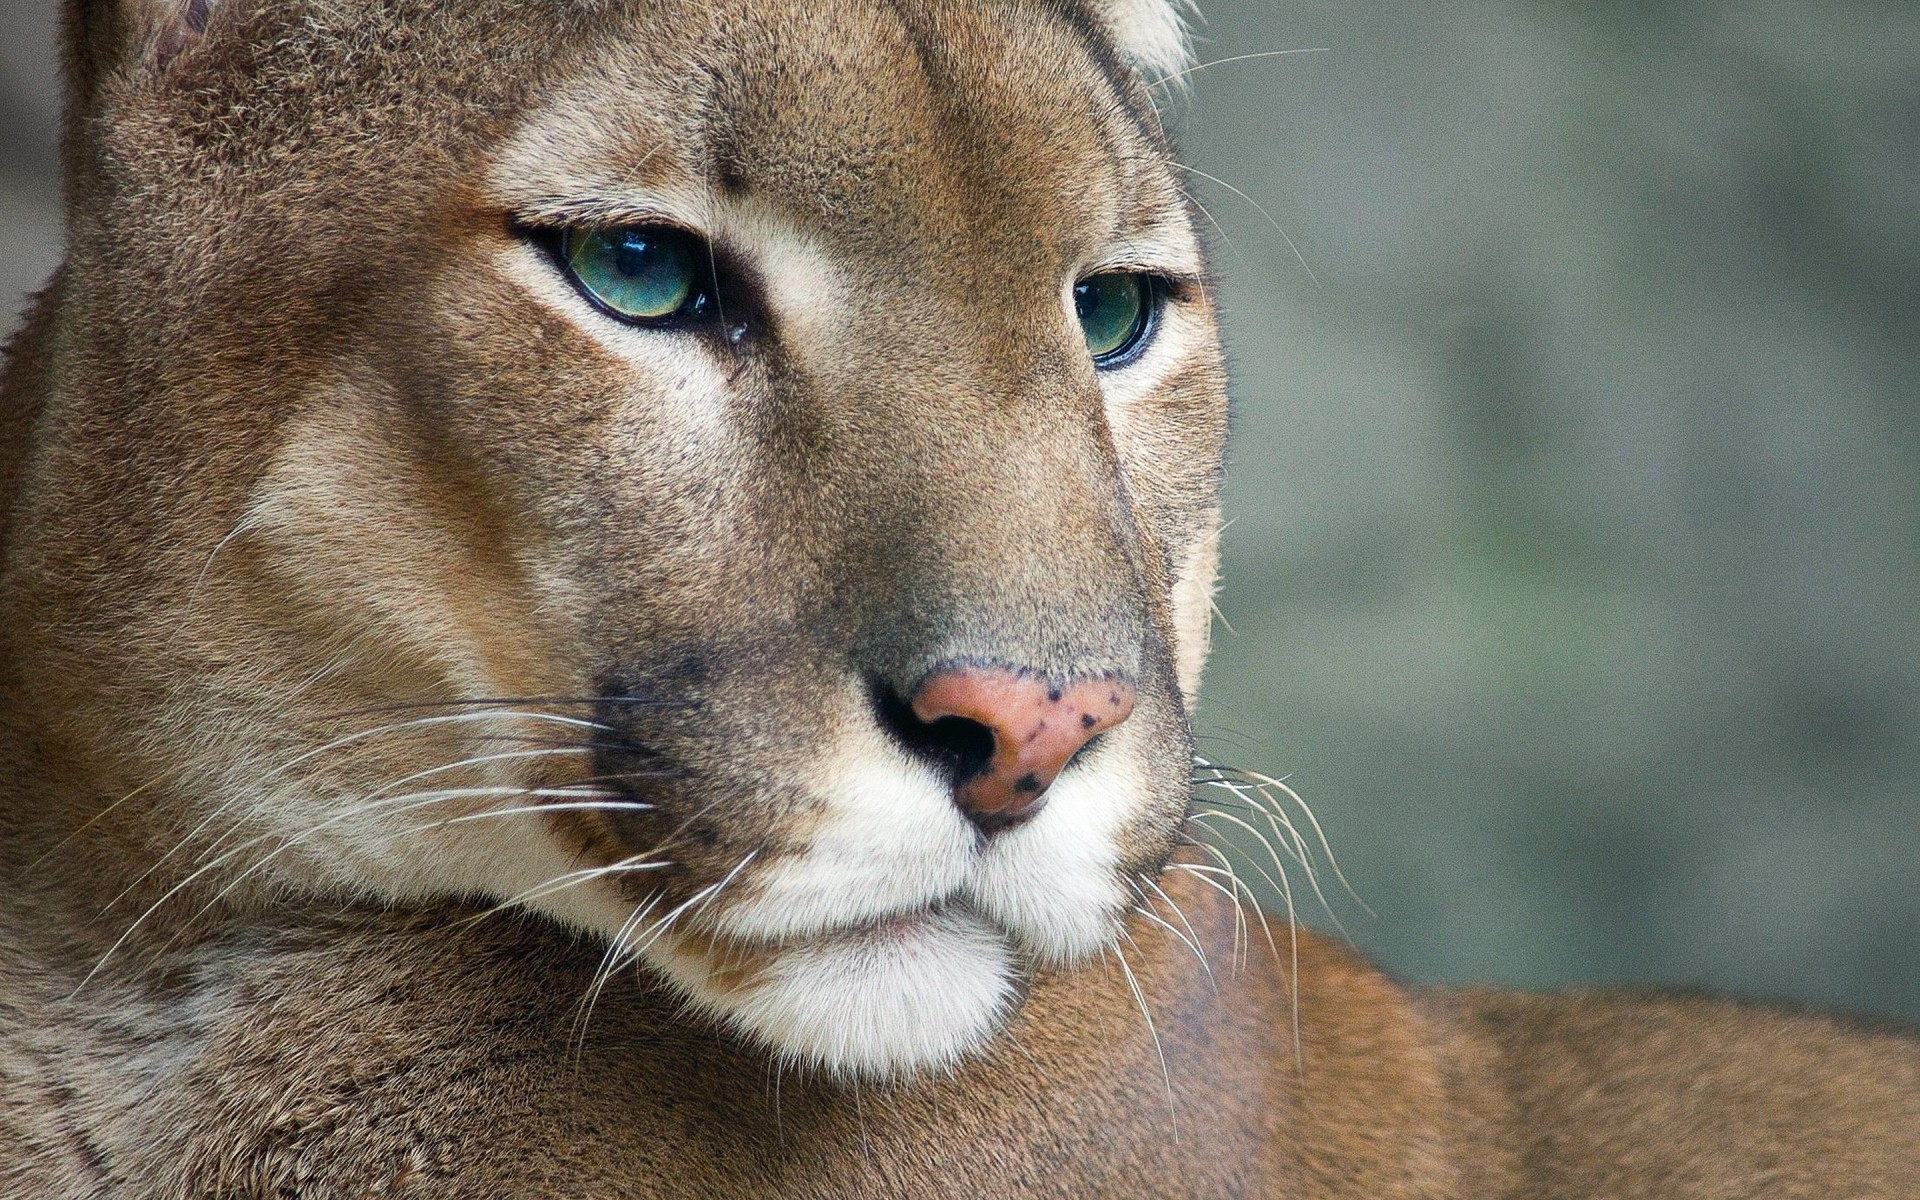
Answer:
[874, 683, 999, 784]
[879, 683, 1006, 787]
[918, 715, 997, 781]
[875, 665, 1137, 836]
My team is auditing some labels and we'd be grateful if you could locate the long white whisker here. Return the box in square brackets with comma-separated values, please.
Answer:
[1195, 778, 1343, 935]
[420, 797, 650, 830]
[1130, 902, 1214, 990]
[1173, 181, 1253, 284]
[1140, 874, 1214, 987]
[163, 508, 263, 659]
[1165, 861, 1248, 971]
[90, 763, 606, 988]
[110, 720, 607, 911]
[573, 894, 666, 1052]
[577, 849, 760, 1045]
[170, 740, 605, 899]
[1212, 763, 1368, 915]
[179, 780, 598, 919]
[1171, 161, 1320, 287]
[1186, 841, 1281, 964]
[1187, 833, 1303, 1069]
[259, 711, 613, 788]
[1109, 940, 1177, 1139]
[462, 856, 676, 924]
[1148, 46, 1329, 90]
[1187, 807, 1303, 899]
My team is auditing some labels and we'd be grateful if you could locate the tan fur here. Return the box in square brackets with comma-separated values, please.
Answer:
[3, 1, 1917, 1195]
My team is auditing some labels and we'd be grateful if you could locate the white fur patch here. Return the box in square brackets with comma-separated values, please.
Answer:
[617, 727, 1144, 1074]
[1089, 0, 1195, 84]
[967, 741, 1140, 964]
[659, 907, 1017, 1077]
[715, 725, 977, 942]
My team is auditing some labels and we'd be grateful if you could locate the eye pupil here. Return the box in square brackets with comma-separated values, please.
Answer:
[562, 225, 706, 323]
[1074, 273, 1152, 365]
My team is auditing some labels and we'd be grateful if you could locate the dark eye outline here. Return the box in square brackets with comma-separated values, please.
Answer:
[1074, 271, 1164, 370]
[520, 221, 721, 330]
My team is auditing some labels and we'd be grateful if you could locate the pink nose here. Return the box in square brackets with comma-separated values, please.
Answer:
[909, 667, 1136, 832]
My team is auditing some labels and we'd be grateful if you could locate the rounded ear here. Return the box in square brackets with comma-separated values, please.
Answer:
[1081, 0, 1195, 85]
[59, 0, 213, 191]
[63, 0, 211, 103]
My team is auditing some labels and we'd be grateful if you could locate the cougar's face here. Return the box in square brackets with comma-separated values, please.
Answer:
[45, 0, 1225, 1076]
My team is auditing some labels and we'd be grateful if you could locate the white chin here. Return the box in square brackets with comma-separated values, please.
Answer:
[670, 906, 1018, 1078]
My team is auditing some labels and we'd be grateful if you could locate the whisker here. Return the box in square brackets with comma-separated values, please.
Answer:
[322, 695, 685, 719]
[574, 893, 666, 1054]
[1187, 807, 1304, 892]
[1183, 841, 1282, 965]
[459, 856, 677, 925]
[433, 731, 661, 755]
[1147, 46, 1329, 90]
[1183, 835, 1303, 1070]
[112, 741, 601, 913]
[1206, 762, 1368, 916]
[1139, 873, 1215, 987]
[1170, 161, 1320, 287]
[266, 712, 616, 781]
[163, 508, 262, 658]
[1109, 939, 1177, 1139]
[88, 754, 636, 989]
[183, 777, 610, 909]
[27, 769, 181, 871]
[575, 849, 759, 1047]
[1129, 900, 1214, 991]
[119, 712, 618, 902]
[1192, 778, 1343, 937]
[1164, 860, 1248, 971]
[134, 782, 587, 963]
[1173, 180, 1254, 288]
[419, 796, 653, 830]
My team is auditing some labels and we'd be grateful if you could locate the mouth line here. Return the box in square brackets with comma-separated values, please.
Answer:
[667, 899, 1011, 999]
[694, 891, 1008, 956]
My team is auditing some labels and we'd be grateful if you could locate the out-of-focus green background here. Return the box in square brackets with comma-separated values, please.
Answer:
[4, 3, 1916, 1018]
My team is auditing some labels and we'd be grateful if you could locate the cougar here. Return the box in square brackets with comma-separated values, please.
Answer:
[2, 0, 1915, 1195]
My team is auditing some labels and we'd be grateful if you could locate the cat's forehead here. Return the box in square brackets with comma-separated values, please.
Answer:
[490, 0, 1194, 273]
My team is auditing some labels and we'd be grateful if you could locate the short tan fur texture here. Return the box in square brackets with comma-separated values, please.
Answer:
[3, 1, 1917, 1195]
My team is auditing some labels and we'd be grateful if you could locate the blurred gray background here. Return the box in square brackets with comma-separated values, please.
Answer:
[3, 3, 1916, 1019]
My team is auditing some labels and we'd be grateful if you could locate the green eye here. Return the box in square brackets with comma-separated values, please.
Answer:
[561, 225, 710, 323]
[1073, 272, 1153, 365]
